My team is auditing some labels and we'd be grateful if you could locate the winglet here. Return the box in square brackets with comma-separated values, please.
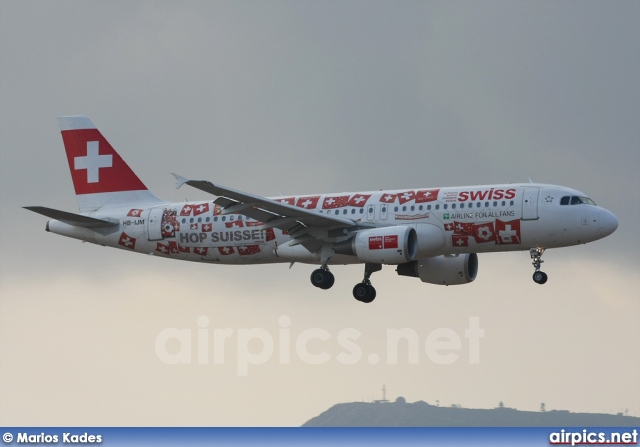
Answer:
[172, 173, 190, 189]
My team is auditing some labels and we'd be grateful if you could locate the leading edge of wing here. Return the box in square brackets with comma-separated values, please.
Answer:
[172, 174, 356, 230]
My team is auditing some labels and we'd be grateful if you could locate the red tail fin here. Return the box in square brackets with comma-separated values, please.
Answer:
[58, 116, 163, 212]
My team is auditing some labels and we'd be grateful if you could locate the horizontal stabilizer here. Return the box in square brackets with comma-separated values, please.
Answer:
[24, 206, 119, 228]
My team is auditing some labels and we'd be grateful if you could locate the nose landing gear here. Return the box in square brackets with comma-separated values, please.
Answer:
[530, 247, 548, 284]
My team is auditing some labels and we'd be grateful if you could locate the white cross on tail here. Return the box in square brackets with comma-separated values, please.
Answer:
[74, 141, 113, 183]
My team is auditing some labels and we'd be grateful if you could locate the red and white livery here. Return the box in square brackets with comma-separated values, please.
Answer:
[26, 116, 619, 303]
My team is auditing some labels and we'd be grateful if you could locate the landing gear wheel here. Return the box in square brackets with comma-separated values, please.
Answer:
[529, 247, 548, 285]
[353, 283, 376, 303]
[532, 271, 548, 285]
[310, 269, 335, 290]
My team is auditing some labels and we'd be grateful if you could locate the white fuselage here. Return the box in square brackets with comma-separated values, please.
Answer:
[46, 183, 618, 266]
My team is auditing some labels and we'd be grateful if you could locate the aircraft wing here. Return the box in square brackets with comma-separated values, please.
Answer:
[173, 174, 358, 252]
[24, 206, 119, 228]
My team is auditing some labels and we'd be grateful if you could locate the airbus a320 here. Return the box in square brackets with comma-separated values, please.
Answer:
[26, 116, 619, 303]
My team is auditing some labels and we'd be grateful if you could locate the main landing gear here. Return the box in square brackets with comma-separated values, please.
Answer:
[310, 266, 335, 290]
[352, 263, 382, 303]
[530, 247, 548, 285]
[309, 262, 382, 303]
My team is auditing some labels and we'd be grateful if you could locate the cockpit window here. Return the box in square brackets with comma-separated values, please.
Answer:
[561, 196, 596, 206]
[570, 196, 582, 205]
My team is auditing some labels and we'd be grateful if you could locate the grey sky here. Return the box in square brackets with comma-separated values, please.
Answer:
[1, 1, 638, 426]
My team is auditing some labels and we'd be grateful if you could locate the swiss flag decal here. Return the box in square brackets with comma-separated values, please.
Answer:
[118, 232, 136, 250]
[415, 189, 440, 203]
[322, 195, 349, 209]
[218, 247, 235, 256]
[168, 241, 180, 255]
[452, 234, 469, 247]
[127, 209, 143, 217]
[193, 203, 210, 216]
[194, 247, 208, 256]
[496, 219, 521, 245]
[225, 220, 244, 228]
[180, 204, 195, 216]
[61, 129, 147, 195]
[347, 194, 371, 207]
[397, 191, 416, 204]
[453, 221, 475, 236]
[380, 193, 397, 203]
[296, 196, 320, 209]
[278, 197, 296, 205]
[155, 243, 170, 254]
[238, 245, 261, 255]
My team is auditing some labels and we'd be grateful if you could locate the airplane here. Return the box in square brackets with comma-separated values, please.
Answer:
[25, 116, 619, 303]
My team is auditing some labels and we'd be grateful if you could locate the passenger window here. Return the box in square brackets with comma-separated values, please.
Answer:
[402, 206, 407, 211]
[443, 204, 448, 209]
[206, 217, 210, 222]
[510, 201, 514, 206]
[181, 218, 186, 224]
[410, 205, 415, 211]
[493, 201, 497, 207]
[427, 205, 431, 210]
[343, 209, 347, 214]
[213, 217, 218, 222]
[477, 202, 481, 208]
[485, 202, 489, 207]
[335, 210, 339, 215]
[501, 201, 505, 206]
[460, 203, 464, 209]
[190, 218, 194, 223]
[221, 216, 226, 222]
[435, 204, 439, 210]
[394, 207, 398, 212]
[198, 217, 202, 223]
[452, 204, 456, 209]
[359, 209, 364, 214]
[418, 205, 423, 211]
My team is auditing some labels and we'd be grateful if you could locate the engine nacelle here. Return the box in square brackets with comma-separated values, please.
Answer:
[410, 223, 446, 258]
[335, 226, 418, 264]
[396, 253, 478, 285]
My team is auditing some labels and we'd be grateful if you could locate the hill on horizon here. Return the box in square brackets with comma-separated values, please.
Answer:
[302, 399, 639, 427]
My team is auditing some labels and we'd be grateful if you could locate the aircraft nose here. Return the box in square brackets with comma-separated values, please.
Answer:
[599, 209, 618, 237]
